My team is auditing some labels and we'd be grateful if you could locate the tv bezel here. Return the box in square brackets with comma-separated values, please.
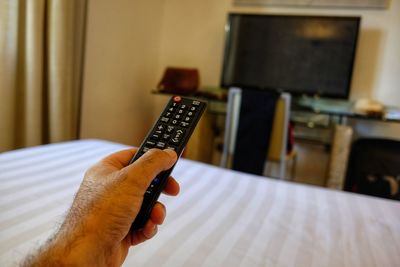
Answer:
[220, 13, 361, 99]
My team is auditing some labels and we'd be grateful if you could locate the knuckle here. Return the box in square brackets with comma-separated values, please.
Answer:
[157, 202, 166, 213]
[146, 148, 164, 159]
[141, 148, 171, 171]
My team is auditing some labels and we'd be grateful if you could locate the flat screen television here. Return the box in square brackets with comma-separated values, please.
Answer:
[221, 14, 361, 99]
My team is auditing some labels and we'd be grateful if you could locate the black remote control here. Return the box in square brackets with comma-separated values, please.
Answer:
[130, 96, 207, 230]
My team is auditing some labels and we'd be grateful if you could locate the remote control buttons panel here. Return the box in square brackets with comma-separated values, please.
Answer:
[130, 96, 206, 197]
[134, 97, 204, 161]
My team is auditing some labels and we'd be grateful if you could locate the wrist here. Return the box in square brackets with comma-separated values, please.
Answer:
[54, 223, 106, 266]
[23, 225, 103, 267]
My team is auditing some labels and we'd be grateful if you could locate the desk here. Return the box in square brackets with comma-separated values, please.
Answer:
[295, 96, 400, 124]
[153, 90, 400, 185]
[154, 89, 400, 123]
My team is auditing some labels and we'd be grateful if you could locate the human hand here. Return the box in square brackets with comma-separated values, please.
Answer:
[22, 148, 178, 267]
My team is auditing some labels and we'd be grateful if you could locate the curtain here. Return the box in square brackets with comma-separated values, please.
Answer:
[0, 0, 87, 152]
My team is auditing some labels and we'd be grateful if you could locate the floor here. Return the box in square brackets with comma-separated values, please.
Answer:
[210, 137, 331, 187]
[291, 141, 330, 186]
[263, 141, 330, 186]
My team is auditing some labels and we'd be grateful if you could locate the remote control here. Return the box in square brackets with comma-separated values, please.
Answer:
[130, 96, 207, 230]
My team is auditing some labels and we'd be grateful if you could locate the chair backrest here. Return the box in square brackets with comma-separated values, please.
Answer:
[344, 138, 400, 200]
[267, 93, 291, 162]
[220, 87, 291, 178]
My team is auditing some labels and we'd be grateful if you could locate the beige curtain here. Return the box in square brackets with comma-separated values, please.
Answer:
[0, 0, 87, 152]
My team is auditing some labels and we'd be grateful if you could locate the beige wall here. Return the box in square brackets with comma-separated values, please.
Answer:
[158, 0, 400, 105]
[157, 0, 400, 138]
[80, 0, 166, 146]
[81, 0, 399, 145]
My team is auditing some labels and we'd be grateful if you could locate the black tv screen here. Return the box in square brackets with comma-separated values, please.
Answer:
[221, 14, 361, 99]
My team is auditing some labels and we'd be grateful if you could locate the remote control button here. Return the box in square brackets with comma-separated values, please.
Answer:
[146, 179, 159, 193]
[171, 119, 179, 125]
[180, 121, 190, 128]
[174, 96, 182, 102]
[180, 104, 188, 110]
[166, 125, 175, 133]
[156, 124, 166, 131]
[177, 109, 185, 114]
[142, 147, 151, 153]
[150, 134, 160, 140]
[162, 134, 171, 141]
[187, 111, 194, 117]
[146, 140, 156, 147]
[183, 116, 192, 122]
[171, 102, 179, 107]
[146, 188, 153, 194]
[156, 141, 166, 149]
[165, 112, 173, 117]
[192, 100, 201, 106]
[190, 106, 197, 111]
[171, 129, 185, 144]
[161, 117, 170, 123]
[166, 146, 176, 151]
[168, 107, 175, 113]
[154, 129, 163, 135]
[174, 114, 182, 120]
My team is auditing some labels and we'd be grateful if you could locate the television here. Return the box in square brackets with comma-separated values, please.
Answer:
[221, 14, 361, 99]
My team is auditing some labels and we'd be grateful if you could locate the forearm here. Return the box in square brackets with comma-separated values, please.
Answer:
[21, 222, 103, 267]
[21, 234, 72, 267]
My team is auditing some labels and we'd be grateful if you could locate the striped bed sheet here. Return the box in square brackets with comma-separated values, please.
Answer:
[0, 139, 399, 267]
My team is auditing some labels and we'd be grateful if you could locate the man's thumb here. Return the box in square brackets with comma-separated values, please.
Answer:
[123, 149, 177, 191]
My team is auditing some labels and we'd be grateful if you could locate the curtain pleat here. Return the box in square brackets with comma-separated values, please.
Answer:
[21, 0, 45, 147]
[0, 0, 19, 151]
[0, 0, 87, 152]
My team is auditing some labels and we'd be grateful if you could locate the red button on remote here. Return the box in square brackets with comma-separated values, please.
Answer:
[173, 96, 182, 102]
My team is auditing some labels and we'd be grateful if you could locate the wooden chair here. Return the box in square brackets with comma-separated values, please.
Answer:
[265, 93, 297, 179]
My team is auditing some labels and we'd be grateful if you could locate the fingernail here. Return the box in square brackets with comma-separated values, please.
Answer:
[150, 225, 158, 238]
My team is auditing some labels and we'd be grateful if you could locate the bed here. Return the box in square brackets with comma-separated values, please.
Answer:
[1, 139, 399, 267]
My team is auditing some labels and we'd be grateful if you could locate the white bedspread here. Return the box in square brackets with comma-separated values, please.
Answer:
[1, 139, 399, 267]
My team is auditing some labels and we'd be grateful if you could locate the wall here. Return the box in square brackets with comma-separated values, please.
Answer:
[158, 0, 400, 106]
[80, 0, 166, 146]
[80, 0, 399, 146]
